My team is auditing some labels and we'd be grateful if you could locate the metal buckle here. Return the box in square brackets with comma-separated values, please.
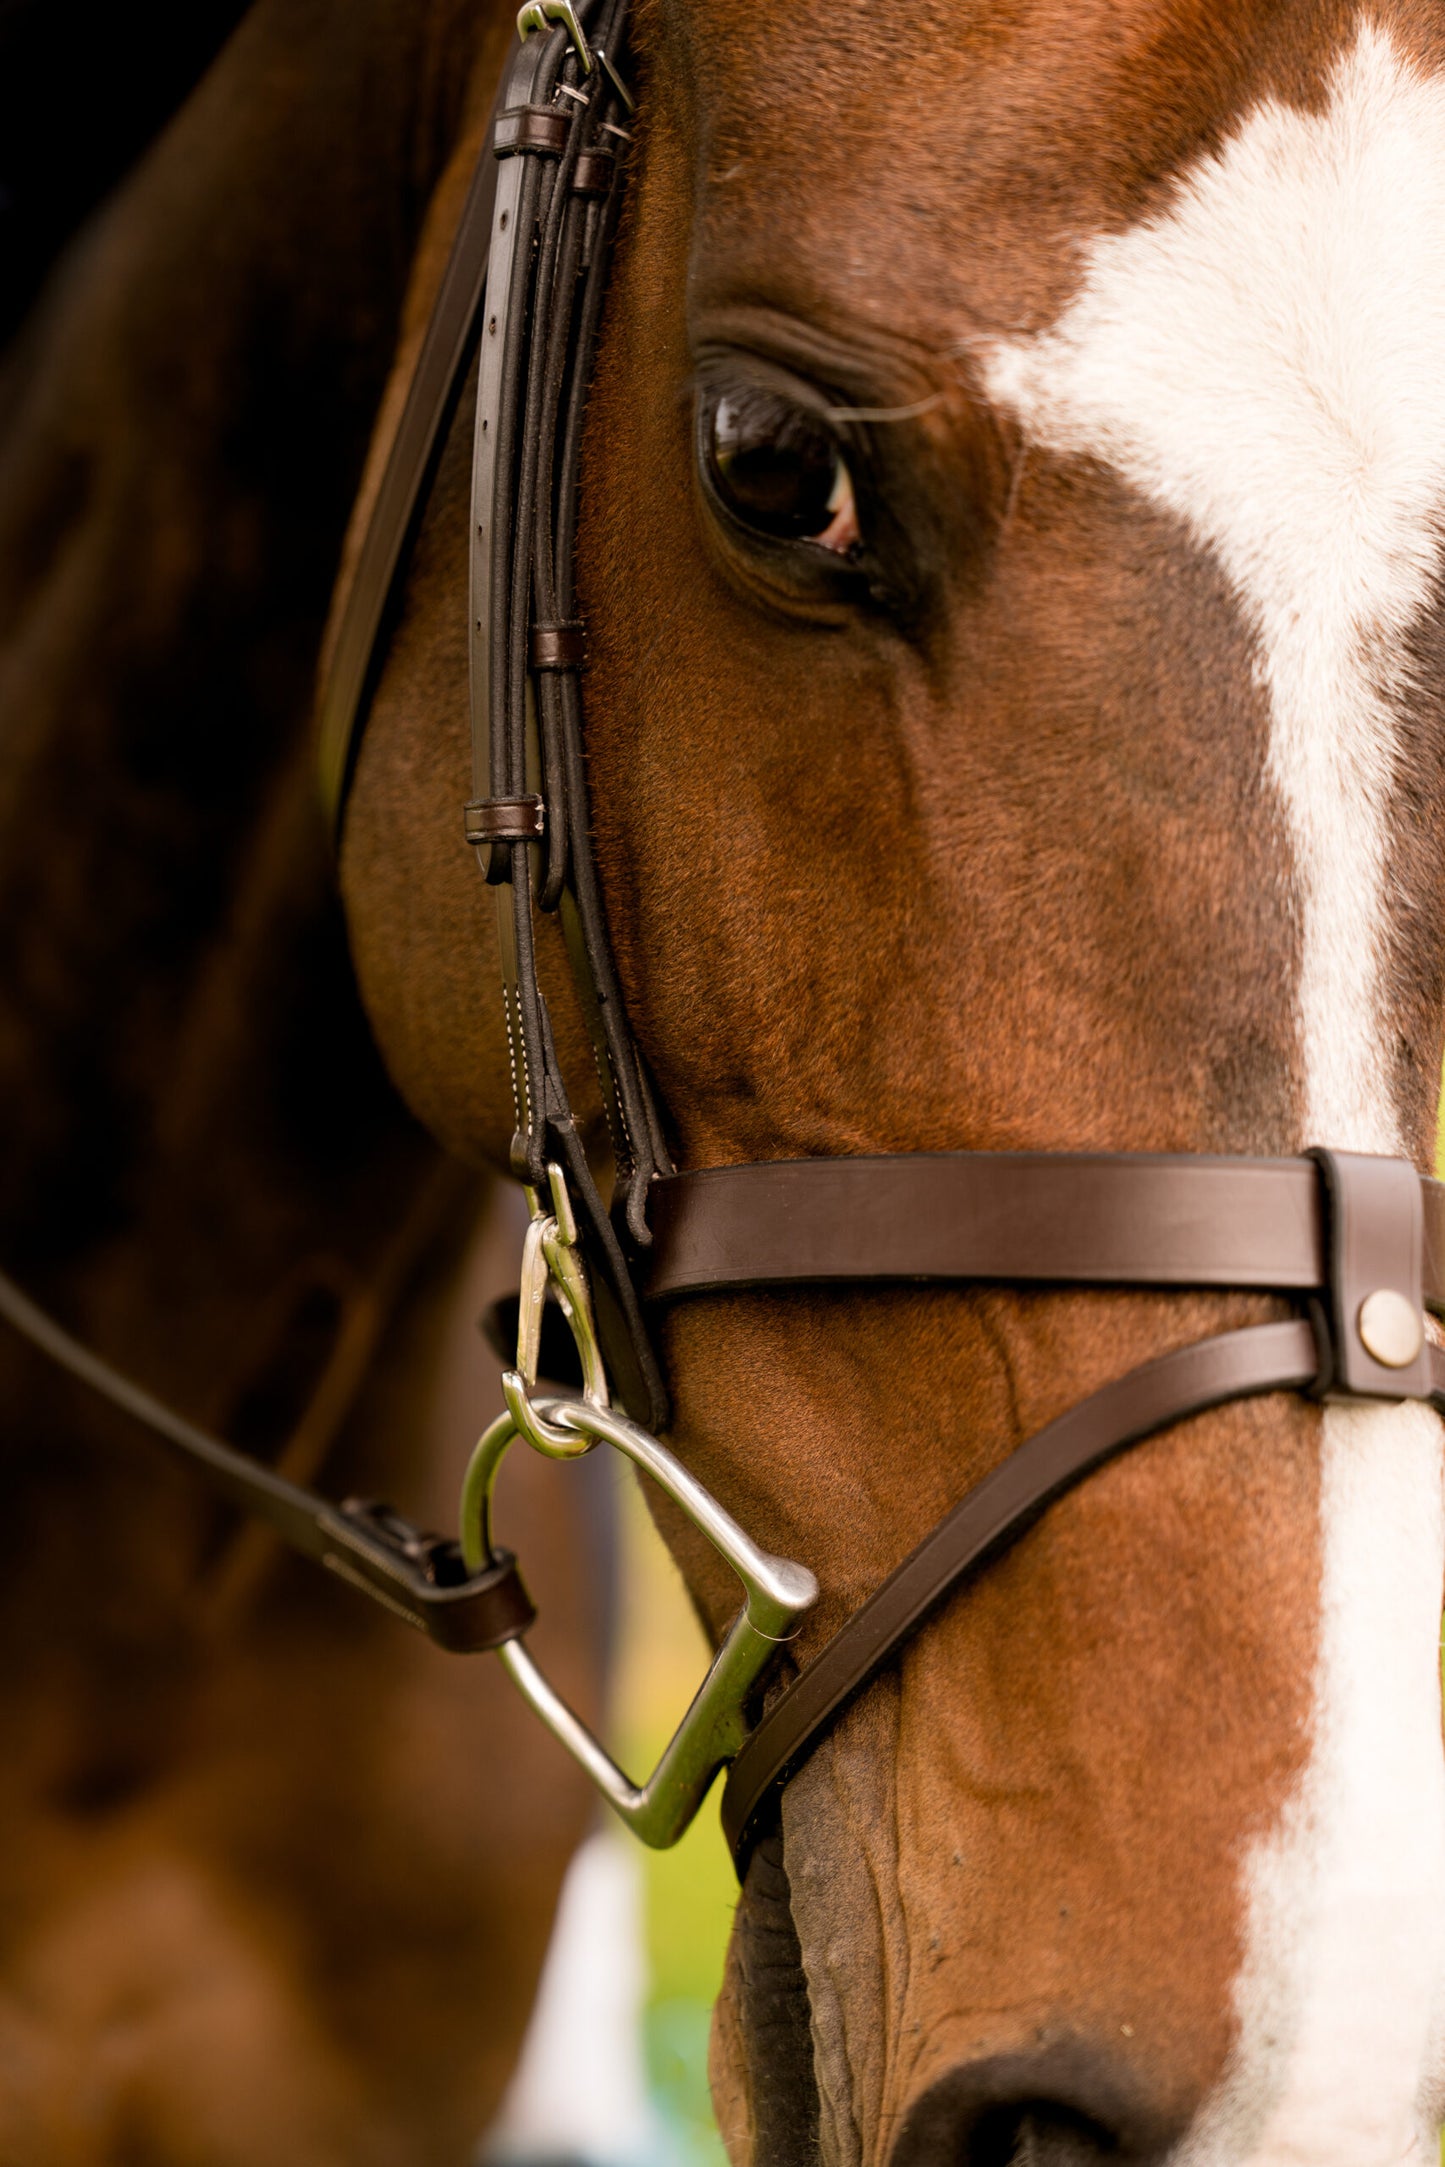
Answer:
[459, 1164, 818, 1847]
[592, 45, 635, 115]
[516, 0, 593, 72]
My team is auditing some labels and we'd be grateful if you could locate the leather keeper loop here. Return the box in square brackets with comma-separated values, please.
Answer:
[571, 148, 615, 195]
[1310, 1148, 1431, 1400]
[530, 623, 587, 672]
[418, 1545, 535, 1653]
[464, 795, 546, 845]
[494, 106, 571, 157]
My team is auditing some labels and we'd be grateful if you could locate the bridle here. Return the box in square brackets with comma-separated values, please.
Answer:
[8, 0, 1445, 1877]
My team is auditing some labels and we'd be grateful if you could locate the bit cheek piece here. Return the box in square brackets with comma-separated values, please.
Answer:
[459, 1161, 818, 1851]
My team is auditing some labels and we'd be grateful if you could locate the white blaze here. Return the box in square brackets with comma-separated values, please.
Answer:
[981, 22, 1445, 2163]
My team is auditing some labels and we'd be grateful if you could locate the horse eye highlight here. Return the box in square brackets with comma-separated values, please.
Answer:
[703, 390, 860, 554]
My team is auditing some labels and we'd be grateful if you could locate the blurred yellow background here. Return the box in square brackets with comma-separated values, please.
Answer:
[613, 1473, 734, 2167]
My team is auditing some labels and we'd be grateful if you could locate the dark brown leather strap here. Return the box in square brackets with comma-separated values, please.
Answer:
[643, 1153, 1445, 1315]
[0, 1265, 535, 1654]
[315, 53, 515, 837]
[466, 1, 670, 1430]
[721, 1316, 1324, 1866]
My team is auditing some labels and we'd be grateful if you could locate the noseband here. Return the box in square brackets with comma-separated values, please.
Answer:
[8, 0, 1445, 1876]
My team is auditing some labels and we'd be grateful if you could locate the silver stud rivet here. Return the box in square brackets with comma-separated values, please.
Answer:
[1357, 1288, 1424, 1369]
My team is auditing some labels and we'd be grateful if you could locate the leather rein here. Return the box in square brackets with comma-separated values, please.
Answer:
[7, 0, 1445, 1874]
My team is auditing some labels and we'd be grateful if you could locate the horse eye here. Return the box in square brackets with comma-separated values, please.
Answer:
[703, 390, 860, 554]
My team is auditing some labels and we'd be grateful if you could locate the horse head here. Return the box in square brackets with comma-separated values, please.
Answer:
[341, 3, 1445, 2160]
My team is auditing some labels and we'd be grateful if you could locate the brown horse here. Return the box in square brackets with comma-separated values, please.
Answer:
[9, 0, 1445, 2163]
[339, 0, 1445, 2161]
[0, 1, 612, 2160]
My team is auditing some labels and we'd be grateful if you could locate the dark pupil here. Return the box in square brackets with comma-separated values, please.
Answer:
[707, 392, 840, 540]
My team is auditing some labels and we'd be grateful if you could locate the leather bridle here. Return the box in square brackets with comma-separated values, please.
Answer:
[8, 0, 1445, 1876]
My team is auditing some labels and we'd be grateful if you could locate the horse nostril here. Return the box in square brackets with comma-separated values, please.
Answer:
[970, 2103, 1116, 2167]
[888, 2049, 1183, 2167]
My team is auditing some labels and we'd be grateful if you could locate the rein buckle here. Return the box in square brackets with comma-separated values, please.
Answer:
[516, 0, 593, 71]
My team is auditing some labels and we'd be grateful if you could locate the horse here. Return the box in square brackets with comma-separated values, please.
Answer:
[339, 0, 1445, 2160]
[8, 0, 1445, 2164]
[0, 1, 619, 2159]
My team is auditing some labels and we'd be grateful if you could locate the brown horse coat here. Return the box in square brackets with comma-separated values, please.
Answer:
[343, 2, 1445, 2161]
[7, 0, 1445, 2159]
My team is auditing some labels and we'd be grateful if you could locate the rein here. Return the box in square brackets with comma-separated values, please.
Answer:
[7, 0, 1445, 1875]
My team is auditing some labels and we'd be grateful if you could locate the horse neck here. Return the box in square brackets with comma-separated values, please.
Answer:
[0, 0, 514, 1640]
